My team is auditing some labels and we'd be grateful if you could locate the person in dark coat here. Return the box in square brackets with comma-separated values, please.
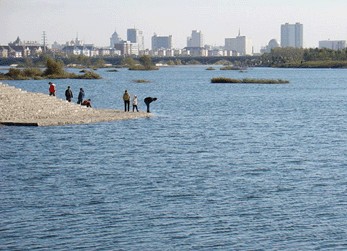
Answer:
[77, 88, 85, 104]
[144, 97, 157, 113]
[65, 86, 73, 102]
[123, 90, 130, 112]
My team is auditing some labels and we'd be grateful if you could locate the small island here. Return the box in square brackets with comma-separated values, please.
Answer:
[133, 79, 151, 83]
[127, 55, 159, 71]
[211, 77, 289, 84]
[0, 57, 101, 80]
[220, 66, 247, 71]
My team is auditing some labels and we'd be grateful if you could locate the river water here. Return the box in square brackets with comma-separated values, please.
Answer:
[1, 66, 347, 250]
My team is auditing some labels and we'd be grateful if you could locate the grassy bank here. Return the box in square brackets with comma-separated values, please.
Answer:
[277, 60, 347, 68]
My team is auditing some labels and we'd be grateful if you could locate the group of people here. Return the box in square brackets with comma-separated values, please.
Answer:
[48, 82, 92, 107]
[48, 83, 157, 112]
[123, 90, 157, 113]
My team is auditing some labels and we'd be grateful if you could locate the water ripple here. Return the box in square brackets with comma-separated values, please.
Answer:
[1, 68, 347, 250]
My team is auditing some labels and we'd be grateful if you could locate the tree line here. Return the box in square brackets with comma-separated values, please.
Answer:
[260, 47, 347, 68]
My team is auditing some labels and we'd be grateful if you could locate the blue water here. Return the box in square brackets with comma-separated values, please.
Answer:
[1, 66, 347, 250]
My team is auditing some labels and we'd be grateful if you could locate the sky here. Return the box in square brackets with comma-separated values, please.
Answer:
[1, 0, 347, 52]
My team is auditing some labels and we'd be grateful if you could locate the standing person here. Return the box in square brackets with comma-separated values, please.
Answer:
[144, 97, 157, 113]
[65, 86, 73, 102]
[77, 88, 85, 104]
[123, 90, 130, 112]
[48, 82, 56, 96]
[132, 95, 139, 112]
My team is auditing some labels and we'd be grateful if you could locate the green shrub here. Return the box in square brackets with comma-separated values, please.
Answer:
[43, 58, 65, 76]
[0, 73, 11, 80]
[23, 68, 43, 78]
[6, 68, 22, 78]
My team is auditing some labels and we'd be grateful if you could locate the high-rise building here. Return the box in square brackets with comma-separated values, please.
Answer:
[127, 28, 144, 51]
[225, 31, 253, 56]
[114, 41, 133, 56]
[151, 34, 172, 51]
[187, 30, 204, 48]
[281, 22, 303, 48]
[110, 30, 122, 48]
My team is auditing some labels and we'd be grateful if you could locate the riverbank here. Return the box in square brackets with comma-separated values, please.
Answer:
[0, 83, 152, 126]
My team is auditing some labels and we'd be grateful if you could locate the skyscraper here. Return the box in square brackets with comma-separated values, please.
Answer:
[281, 23, 303, 48]
[151, 34, 172, 51]
[225, 31, 253, 56]
[127, 28, 144, 51]
[110, 30, 122, 48]
[187, 30, 204, 48]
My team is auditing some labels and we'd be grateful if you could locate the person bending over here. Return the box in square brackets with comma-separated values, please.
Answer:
[144, 97, 157, 113]
[81, 99, 92, 108]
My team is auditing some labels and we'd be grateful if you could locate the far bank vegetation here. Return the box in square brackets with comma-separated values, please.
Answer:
[261, 47, 347, 68]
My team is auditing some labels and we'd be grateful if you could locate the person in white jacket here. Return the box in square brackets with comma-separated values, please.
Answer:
[132, 95, 139, 112]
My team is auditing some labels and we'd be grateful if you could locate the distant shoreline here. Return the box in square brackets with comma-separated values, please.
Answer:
[1, 51, 347, 69]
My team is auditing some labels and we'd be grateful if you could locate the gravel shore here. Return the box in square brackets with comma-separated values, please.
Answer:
[0, 83, 152, 126]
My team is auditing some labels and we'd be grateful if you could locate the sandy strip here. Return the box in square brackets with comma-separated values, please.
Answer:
[0, 83, 152, 126]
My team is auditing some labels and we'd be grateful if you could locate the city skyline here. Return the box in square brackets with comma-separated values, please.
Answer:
[1, 0, 347, 52]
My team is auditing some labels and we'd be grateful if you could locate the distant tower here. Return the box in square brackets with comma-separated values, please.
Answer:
[75, 33, 83, 46]
[127, 28, 144, 51]
[281, 22, 303, 48]
[224, 31, 253, 56]
[110, 29, 122, 48]
[42, 31, 47, 53]
[151, 34, 173, 51]
[187, 30, 204, 47]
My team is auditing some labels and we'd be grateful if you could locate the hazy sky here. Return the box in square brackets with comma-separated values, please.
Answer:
[1, 0, 347, 52]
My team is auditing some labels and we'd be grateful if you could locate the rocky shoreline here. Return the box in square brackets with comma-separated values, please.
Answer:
[0, 83, 152, 126]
